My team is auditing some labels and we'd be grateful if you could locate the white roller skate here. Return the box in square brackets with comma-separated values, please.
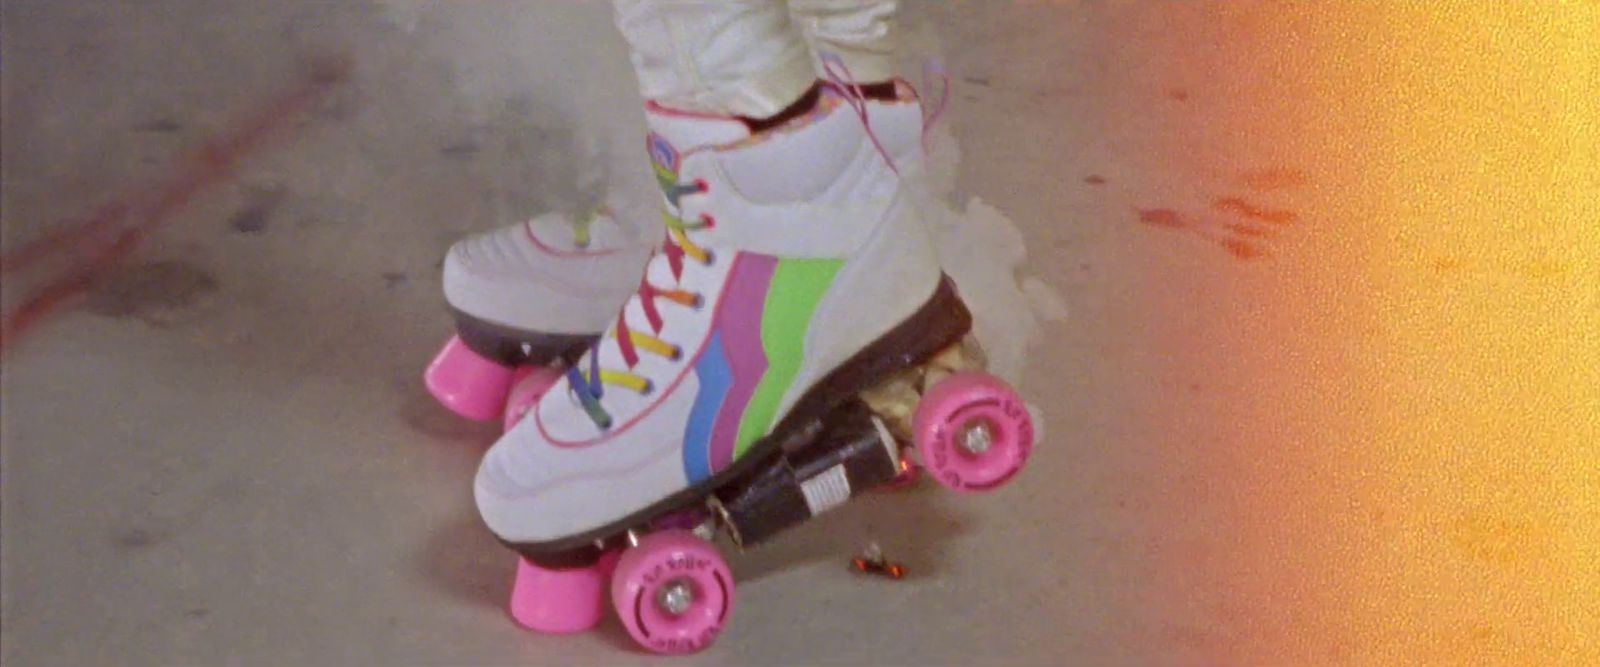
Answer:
[475, 85, 1033, 655]
[425, 81, 937, 430]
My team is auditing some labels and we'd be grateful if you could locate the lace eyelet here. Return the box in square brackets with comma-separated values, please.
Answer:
[694, 178, 709, 193]
[669, 345, 684, 361]
[691, 293, 706, 309]
[640, 380, 655, 396]
[699, 213, 716, 229]
[701, 249, 716, 267]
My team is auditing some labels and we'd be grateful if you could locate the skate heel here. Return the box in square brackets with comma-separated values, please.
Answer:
[424, 336, 514, 422]
[508, 553, 616, 635]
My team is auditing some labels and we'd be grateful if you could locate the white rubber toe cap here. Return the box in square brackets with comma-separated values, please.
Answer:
[442, 212, 652, 335]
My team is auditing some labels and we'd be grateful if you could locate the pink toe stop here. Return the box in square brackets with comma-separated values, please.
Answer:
[424, 336, 514, 422]
[508, 556, 608, 635]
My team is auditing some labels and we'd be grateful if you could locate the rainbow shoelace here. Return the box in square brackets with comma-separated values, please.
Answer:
[565, 177, 715, 429]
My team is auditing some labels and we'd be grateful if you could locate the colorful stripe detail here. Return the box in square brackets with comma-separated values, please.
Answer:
[679, 254, 777, 482]
[677, 254, 844, 481]
[733, 258, 845, 459]
[682, 334, 731, 483]
[706, 256, 778, 471]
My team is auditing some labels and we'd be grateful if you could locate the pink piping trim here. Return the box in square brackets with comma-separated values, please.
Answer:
[644, 100, 739, 122]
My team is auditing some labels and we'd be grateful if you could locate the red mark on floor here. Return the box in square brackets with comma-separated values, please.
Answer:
[1238, 167, 1308, 192]
[1213, 197, 1297, 225]
[1084, 175, 1107, 186]
[0, 55, 352, 356]
[1135, 207, 1270, 261]
[1224, 222, 1271, 238]
[1219, 238, 1264, 260]
[0, 201, 130, 274]
[1137, 208, 1186, 229]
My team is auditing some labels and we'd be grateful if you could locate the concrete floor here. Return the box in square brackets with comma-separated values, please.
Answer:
[6, 1, 1595, 665]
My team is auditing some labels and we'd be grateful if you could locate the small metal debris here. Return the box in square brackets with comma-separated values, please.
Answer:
[850, 542, 906, 579]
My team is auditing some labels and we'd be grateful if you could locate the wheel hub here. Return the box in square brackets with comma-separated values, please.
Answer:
[657, 579, 695, 616]
[960, 421, 994, 455]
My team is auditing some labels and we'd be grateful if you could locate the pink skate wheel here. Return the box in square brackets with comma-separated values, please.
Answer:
[502, 365, 562, 431]
[610, 530, 734, 655]
[508, 556, 607, 635]
[913, 372, 1034, 493]
[424, 336, 514, 422]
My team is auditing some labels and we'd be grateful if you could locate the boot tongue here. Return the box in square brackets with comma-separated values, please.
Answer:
[642, 104, 751, 178]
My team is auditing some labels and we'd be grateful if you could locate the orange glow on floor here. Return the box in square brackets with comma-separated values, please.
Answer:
[1133, 2, 1598, 663]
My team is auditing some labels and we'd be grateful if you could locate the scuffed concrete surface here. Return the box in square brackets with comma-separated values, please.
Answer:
[1, 1, 1332, 664]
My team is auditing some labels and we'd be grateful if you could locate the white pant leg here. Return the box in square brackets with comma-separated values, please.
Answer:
[787, 0, 899, 83]
[611, 0, 817, 118]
